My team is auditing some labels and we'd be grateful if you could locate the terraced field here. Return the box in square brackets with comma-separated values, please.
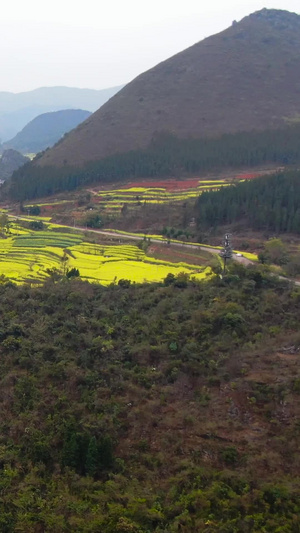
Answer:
[2, 175, 261, 282]
[92, 178, 231, 211]
[20, 173, 265, 219]
[0, 224, 212, 284]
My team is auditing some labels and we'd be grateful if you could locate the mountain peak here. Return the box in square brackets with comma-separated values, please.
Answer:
[30, 8, 300, 169]
[249, 7, 299, 22]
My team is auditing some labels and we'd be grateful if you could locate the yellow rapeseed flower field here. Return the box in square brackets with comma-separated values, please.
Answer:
[0, 225, 213, 284]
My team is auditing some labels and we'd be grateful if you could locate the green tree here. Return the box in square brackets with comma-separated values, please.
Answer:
[85, 436, 98, 477]
[66, 267, 80, 279]
[99, 436, 114, 469]
[62, 432, 80, 470]
[29, 220, 44, 230]
[28, 206, 41, 215]
[61, 249, 69, 275]
[264, 238, 288, 265]
[85, 213, 103, 228]
[0, 213, 9, 234]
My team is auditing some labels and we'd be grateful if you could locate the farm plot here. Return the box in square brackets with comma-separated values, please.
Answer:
[92, 178, 231, 212]
[0, 226, 212, 284]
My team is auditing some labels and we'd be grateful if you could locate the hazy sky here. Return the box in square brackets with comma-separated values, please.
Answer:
[1, 0, 299, 93]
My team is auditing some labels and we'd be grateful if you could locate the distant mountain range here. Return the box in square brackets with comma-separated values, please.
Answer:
[2, 109, 92, 154]
[33, 8, 300, 170]
[0, 85, 123, 142]
[0, 150, 29, 181]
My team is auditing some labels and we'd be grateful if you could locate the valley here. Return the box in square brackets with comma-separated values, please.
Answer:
[0, 7, 300, 532]
[0, 172, 266, 285]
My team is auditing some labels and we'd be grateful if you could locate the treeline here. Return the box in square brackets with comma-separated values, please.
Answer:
[196, 169, 300, 233]
[6, 123, 300, 200]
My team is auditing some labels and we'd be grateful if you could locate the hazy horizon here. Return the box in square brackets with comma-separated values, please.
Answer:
[1, 0, 299, 93]
[0, 85, 123, 95]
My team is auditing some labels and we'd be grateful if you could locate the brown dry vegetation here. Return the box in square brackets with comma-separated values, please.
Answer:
[36, 9, 300, 168]
[147, 244, 213, 266]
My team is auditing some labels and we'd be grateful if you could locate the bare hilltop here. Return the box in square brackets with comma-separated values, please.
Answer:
[36, 9, 300, 169]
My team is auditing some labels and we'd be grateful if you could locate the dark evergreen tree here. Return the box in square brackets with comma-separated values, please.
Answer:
[99, 435, 114, 469]
[62, 432, 80, 470]
[5, 123, 300, 201]
[196, 170, 300, 235]
[85, 436, 98, 477]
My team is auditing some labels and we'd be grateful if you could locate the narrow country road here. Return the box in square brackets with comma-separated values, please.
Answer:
[9, 215, 299, 284]
[72, 226, 253, 265]
[6, 214, 259, 266]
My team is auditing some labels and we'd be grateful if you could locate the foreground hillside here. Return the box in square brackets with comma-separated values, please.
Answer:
[33, 8, 300, 169]
[0, 269, 299, 531]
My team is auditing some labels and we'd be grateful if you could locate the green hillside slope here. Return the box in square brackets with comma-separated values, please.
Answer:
[0, 270, 299, 531]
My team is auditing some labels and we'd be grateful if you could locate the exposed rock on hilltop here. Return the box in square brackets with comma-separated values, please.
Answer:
[36, 8, 300, 168]
[0, 149, 29, 181]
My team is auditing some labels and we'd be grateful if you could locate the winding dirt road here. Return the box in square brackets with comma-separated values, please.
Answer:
[10, 216, 296, 282]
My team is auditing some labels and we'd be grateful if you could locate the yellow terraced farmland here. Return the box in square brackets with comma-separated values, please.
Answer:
[0, 225, 213, 284]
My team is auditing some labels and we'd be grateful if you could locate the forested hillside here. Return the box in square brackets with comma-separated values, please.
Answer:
[195, 169, 300, 233]
[0, 269, 299, 531]
[7, 124, 300, 200]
